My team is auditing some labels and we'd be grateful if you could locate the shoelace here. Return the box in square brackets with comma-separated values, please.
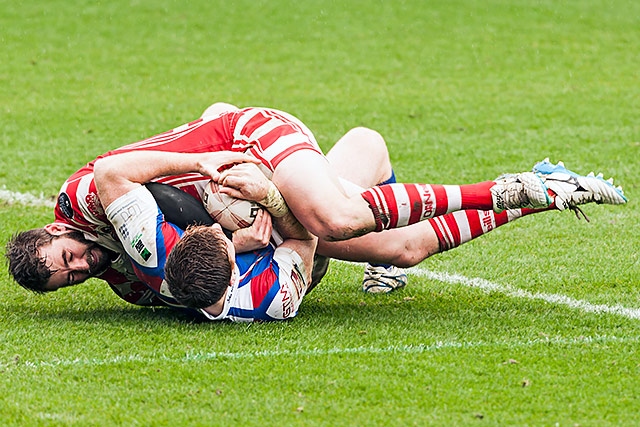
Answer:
[565, 183, 597, 221]
[550, 187, 591, 222]
[569, 205, 590, 222]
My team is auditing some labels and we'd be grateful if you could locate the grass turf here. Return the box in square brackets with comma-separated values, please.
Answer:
[1, 0, 639, 425]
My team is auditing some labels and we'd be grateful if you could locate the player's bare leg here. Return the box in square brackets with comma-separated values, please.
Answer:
[273, 149, 549, 242]
[275, 148, 551, 292]
[276, 133, 538, 293]
[273, 149, 376, 241]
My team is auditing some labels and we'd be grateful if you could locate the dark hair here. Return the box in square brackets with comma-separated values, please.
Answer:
[5, 228, 56, 293]
[165, 226, 232, 309]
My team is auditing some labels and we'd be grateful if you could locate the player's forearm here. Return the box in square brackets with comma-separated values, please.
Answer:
[95, 152, 201, 185]
[94, 152, 204, 206]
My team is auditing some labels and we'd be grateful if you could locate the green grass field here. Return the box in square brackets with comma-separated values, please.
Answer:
[1, 0, 639, 425]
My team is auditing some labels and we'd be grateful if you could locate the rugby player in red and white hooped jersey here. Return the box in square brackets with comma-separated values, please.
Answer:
[6, 103, 409, 303]
[45, 104, 239, 305]
[91, 139, 625, 321]
[50, 153, 214, 306]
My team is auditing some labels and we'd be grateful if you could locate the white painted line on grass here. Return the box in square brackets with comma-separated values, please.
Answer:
[338, 260, 640, 321]
[406, 267, 640, 320]
[0, 186, 56, 208]
[5, 334, 639, 370]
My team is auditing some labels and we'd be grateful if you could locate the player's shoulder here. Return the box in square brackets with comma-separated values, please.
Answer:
[55, 170, 107, 226]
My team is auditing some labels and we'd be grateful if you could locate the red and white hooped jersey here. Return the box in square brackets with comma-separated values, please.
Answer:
[53, 108, 322, 306]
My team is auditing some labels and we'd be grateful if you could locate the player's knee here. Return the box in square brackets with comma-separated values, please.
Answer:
[345, 127, 386, 149]
[345, 127, 392, 178]
[307, 210, 367, 242]
[324, 217, 358, 241]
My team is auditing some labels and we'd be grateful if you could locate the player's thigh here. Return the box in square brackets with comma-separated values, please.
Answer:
[273, 150, 373, 239]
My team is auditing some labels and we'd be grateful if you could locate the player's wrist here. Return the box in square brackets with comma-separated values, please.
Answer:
[258, 182, 288, 217]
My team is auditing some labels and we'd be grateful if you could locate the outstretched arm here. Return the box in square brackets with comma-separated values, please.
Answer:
[94, 151, 259, 209]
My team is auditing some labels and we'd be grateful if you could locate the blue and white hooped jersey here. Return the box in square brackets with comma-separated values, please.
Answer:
[105, 186, 309, 321]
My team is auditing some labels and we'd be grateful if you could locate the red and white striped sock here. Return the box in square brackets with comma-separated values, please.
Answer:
[428, 208, 541, 252]
[360, 181, 495, 232]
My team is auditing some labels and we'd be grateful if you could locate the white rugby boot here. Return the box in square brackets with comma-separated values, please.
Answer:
[490, 172, 552, 213]
[533, 158, 627, 220]
[362, 264, 408, 294]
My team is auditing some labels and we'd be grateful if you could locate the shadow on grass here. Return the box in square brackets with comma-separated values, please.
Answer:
[5, 303, 207, 326]
[6, 296, 438, 329]
[4, 282, 482, 330]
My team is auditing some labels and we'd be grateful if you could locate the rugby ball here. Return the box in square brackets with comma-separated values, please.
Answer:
[203, 180, 262, 231]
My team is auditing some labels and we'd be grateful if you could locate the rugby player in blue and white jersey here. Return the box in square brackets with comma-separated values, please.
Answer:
[94, 150, 318, 321]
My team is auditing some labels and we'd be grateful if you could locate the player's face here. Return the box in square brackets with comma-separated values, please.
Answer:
[39, 232, 111, 291]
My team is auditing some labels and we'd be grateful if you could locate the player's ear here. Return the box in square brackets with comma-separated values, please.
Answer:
[44, 223, 72, 236]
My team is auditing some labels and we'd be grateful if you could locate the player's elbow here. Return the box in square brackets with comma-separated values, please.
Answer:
[280, 311, 299, 321]
[93, 157, 118, 185]
[93, 158, 107, 182]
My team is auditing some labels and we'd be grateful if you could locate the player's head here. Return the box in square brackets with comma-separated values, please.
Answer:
[165, 224, 235, 309]
[5, 224, 110, 293]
